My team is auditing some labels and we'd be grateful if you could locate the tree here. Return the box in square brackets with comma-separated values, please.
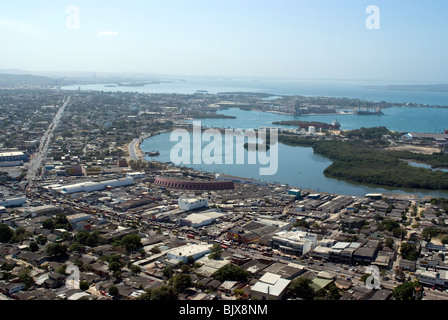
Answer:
[0, 223, 14, 243]
[42, 219, 55, 230]
[442, 235, 448, 245]
[212, 264, 251, 282]
[163, 265, 174, 279]
[400, 242, 418, 261]
[294, 220, 310, 229]
[12, 227, 31, 243]
[55, 264, 67, 275]
[108, 285, 120, 298]
[150, 246, 161, 254]
[385, 237, 394, 249]
[69, 242, 85, 253]
[208, 244, 223, 260]
[29, 241, 39, 252]
[80, 281, 90, 291]
[360, 273, 372, 285]
[150, 285, 177, 300]
[288, 276, 315, 300]
[108, 261, 123, 273]
[393, 281, 419, 300]
[379, 219, 399, 232]
[120, 234, 142, 252]
[186, 256, 195, 266]
[170, 273, 192, 293]
[233, 288, 246, 299]
[36, 234, 47, 245]
[130, 264, 141, 275]
[85, 231, 105, 247]
[421, 227, 438, 241]
[392, 227, 407, 240]
[46, 243, 68, 257]
[327, 284, 341, 300]
[74, 230, 89, 245]
[19, 268, 34, 289]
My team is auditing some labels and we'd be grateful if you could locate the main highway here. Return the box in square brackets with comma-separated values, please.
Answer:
[24, 95, 71, 190]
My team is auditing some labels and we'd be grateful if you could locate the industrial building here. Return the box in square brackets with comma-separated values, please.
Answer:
[179, 209, 226, 228]
[166, 244, 212, 263]
[44, 177, 134, 194]
[0, 196, 27, 208]
[317, 195, 354, 213]
[15, 205, 62, 218]
[0, 151, 28, 162]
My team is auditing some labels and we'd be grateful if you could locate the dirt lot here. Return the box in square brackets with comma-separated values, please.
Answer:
[386, 144, 442, 155]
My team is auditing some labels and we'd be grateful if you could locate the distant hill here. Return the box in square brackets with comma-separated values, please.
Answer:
[0, 73, 66, 87]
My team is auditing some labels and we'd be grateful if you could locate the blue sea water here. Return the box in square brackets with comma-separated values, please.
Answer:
[62, 77, 448, 106]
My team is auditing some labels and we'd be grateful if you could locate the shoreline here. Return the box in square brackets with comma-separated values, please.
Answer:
[129, 131, 167, 162]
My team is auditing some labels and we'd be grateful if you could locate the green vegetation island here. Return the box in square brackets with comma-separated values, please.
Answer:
[279, 127, 448, 190]
[191, 112, 236, 119]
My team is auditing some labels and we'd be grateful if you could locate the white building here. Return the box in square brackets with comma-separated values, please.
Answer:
[250, 272, 291, 300]
[47, 177, 134, 194]
[0, 151, 27, 162]
[166, 244, 212, 263]
[415, 269, 448, 288]
[126, 172, 146, 179]
[0, 196, 26, 208]
[179, 209, 226, 228]
[271, 230, 318, 256]
[178, 197, 208, 211]
[308, 126, 316, 134]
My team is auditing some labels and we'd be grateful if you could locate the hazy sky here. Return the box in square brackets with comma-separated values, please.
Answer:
[1, 0, 447, 82]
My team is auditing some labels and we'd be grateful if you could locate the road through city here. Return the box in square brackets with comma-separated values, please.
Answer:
[24, 95, 71, 190]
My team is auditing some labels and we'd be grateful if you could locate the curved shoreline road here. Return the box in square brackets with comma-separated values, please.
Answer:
[25, 95, 71, 190]
[128, 137, 141, 161]
[127, 132, 163, 162]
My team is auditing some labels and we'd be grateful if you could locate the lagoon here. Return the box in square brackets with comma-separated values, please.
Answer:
[141, 130, 448, 199]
